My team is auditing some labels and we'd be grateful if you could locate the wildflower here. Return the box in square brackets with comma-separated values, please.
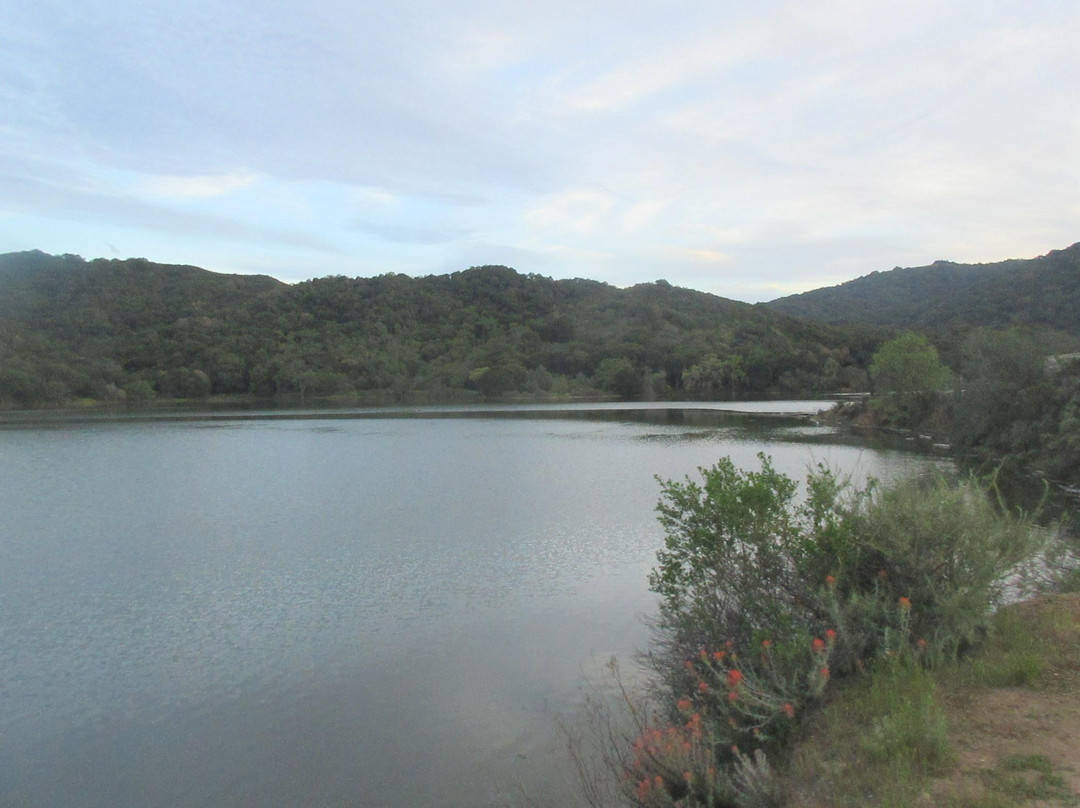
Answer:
[725, 639, 734, 649]
[684, 660, 694, 671]
[761, 639, 772, 649]
[820, 666, 830, 680]
[728, 691, 738, 702]
[826, 574, 836, 587]
[812, 637, 826, 653]
[782, 702, 795, 718]
[712, 650, 726, 661]
[917, 638, 927, 649]
[683, 769, 692, 781]
[730, 745, 739, 755]
[698, 680, 709, 693]
[636, 778, 651, 800]
[825, 629, 837, 642]
[899, 596, 912, 609]
[726, 669, 743, 687]
[653, 775, 664, 788]
[677, 698, 692, 713]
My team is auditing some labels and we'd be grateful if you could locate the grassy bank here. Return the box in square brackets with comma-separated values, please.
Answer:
[784, 593, 1080, 807]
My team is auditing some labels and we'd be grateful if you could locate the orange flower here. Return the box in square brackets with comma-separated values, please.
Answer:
[727, 669, 744, 687]
[712, 650, 726, 661]
[826, 629, 837, 641]
[727, 690, 738, 702]
[899, 596, 912, 609]
[653, 775, 664, 788]
[782, 702, 795, 718]
[826, 574, 836, 586]
[761, 639, 772, 649]
[636, 778, 651, 800]
[812, 637, 826, 653]
[820, 666, 830, 680]
[917, 638, 927, 649]
[698, 680, 709, 693]
[686, 713, 702, 735]
[677, 698, 692, 712]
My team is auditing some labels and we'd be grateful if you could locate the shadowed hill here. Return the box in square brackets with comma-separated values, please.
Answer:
[0, 251, 874, 408]
[766, 243, 1080, 335]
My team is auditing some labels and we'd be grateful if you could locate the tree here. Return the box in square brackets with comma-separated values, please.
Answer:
[683, 354, 745, 401]
[952, 328, 1055, 456]
[596, 357, 643, 398]
[869, 333, 949, 425]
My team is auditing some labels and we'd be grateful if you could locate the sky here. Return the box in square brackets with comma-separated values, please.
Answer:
[2, 0, 1078, 302]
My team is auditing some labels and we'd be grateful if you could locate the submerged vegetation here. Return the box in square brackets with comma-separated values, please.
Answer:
[570, 457, 1076, 808]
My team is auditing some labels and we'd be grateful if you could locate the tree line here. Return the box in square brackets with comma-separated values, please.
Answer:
[0, 251, 877, 409]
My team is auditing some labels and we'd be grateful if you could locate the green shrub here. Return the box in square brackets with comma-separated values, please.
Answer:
[608, 456, 1050, 808]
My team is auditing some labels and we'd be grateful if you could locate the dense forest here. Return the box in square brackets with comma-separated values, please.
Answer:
[0, 250, 879, 408]
[766, 242, 1080, 337]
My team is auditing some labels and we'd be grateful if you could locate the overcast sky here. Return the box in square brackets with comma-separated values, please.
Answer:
[2, 0, 1078, 301]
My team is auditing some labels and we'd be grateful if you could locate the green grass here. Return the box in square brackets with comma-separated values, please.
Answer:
[783, 597, 1080, 808]
[982, 754, 1079, 806]
[784, 660, 953, 807]
[951, 608, 1045, 688]
[944, 600, 1080, 692]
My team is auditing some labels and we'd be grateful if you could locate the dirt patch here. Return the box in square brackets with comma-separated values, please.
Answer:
[932, 594, 1080, 806]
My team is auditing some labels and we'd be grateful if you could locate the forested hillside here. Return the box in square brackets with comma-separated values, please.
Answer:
[0, 250, 878, 408]
[766, 243, 1080, 335]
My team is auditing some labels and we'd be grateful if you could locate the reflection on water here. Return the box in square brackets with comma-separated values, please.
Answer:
[0, 405, 948, 808]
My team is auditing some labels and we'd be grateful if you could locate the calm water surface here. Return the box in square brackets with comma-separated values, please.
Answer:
[0, 404, 947, 807]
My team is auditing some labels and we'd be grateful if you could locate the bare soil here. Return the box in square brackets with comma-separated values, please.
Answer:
[931, 593, 1080, 806]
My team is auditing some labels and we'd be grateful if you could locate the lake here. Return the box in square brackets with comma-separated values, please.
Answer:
[0, 403, 948, 807]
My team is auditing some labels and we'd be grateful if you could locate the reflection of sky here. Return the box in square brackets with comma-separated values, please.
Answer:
[3, 2, 1078, 300]
[0, 414, 952, 806]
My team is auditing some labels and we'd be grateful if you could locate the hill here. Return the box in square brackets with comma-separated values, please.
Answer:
[0, 251, 877, 408]
[766, 243, 1080, 335]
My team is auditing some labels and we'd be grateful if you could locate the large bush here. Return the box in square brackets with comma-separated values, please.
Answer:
[626, 455, 1046, 807]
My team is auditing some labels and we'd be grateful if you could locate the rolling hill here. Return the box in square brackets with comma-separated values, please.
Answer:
[766, 243, 1080, 336]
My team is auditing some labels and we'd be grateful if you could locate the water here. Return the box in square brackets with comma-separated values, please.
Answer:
[0, 404, 947, 807]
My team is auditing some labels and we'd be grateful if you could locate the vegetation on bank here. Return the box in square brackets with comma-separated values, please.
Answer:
[0, 250, 877, 409]
[570, 458, 1076, 808]
[5, 248, 1077, 485]
[849, 329, 1080, 487]
[784, 593, 1080, 807]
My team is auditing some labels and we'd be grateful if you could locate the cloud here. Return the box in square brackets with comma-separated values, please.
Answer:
[524, 190, 617, 234]
[136, 172, 261, 200]
[1, 0, 1078, 301]
[0, 167, 337, 253]
[352, 218, 464, 246]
